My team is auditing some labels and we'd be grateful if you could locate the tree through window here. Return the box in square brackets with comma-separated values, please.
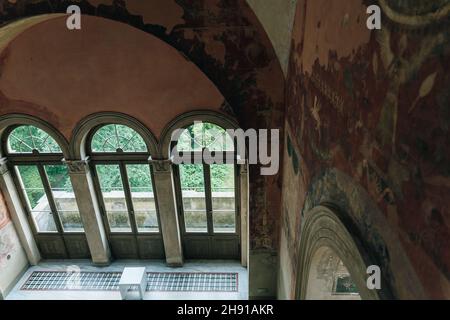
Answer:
[91, 124, 147, 153]
[8, 125, 62, 154]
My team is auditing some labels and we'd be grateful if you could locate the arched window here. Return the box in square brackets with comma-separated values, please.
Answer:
[176, 122, 234, 152]
[90, 124, 147, 153]
[6, 125, 85, 234]
[172, 121, 239, 259]
[89, 124, 160, 235]
[8, 125, 62, 154]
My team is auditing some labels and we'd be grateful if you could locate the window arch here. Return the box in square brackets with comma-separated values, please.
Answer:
[72, 113, 164, 259]
[0, 114, 89, 259]
[87, 123, 160, 234]
[4, 124, 85, 234]
[90, 124, 147, 153]
[7, 125, 62, 154]
[160, 111, 243, 260]
[176, 122, 234, 152]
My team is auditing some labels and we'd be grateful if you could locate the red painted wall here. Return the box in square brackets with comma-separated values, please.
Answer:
[0, 16, 225, 139]
[280, 0, 450, 299]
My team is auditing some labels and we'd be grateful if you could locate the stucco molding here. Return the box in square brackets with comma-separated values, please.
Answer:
[62, 158, 90, 175]
[149, 159, 172, 173]
[0, 158, 8, 176]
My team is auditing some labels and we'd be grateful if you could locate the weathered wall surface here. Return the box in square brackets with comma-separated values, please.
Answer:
[0, 0, 285, 298]
[0, 191, 28, 299]
[0, 15, 225, 138]
[280, 0, 450, 299]
[246, 0, 297, 76]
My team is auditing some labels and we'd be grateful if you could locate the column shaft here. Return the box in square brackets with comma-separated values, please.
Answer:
[151, 159, 183, 266]
[64, 159, 110, 265]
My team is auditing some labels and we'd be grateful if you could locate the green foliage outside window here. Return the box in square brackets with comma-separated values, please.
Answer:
[9, 124, 234, 205]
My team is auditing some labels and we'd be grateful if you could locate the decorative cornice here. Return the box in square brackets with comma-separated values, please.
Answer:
[149, 158, 172, 173]
[239, 161, 249, 175]
[63, 158, 90, 174]
[0, 158, 9, 176]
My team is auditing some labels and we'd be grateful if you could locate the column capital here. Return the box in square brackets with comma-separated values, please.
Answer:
[149, 158, 172, 173]
[63, 158, 90, 174]
[0, 158, 9, 176]
[239, 161, 248, 174]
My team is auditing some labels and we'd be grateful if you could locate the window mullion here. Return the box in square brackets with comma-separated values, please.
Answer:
[120, 161, 138, 234]
[37, 164, 65, 234]
[148, 164, 162, 234]
[90, 162, 110, 232]
[234, 163, 240, 236]
[173, 164, 187, 234]
[203, 162, 214, 235]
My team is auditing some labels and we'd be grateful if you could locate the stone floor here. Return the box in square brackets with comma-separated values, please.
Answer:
[6, 260, 248, 300]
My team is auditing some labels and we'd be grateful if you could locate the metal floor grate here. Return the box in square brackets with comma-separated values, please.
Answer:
[21, 271, 238, 292]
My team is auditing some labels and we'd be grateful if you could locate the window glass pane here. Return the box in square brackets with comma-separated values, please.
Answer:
[91, 124, 147, 153]
[179, 164, 207, 233]
[8, 125, 62, 154]
[96, 164, 131, 232]
[44, 165, 84, 232]
[126, 164, 159, 233]
[177, 122, 234, 152]
[210, 164, 236, 233]
[15, 165, 57, 232]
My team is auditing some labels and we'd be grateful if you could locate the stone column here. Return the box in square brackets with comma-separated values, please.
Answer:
[0, 158, 40, 265]
[150, 159, 183, 266]
[64, 159, 110, 265]
[239, 162, 249, 267]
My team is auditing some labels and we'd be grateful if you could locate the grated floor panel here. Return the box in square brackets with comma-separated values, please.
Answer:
[21, 271, 238, 292]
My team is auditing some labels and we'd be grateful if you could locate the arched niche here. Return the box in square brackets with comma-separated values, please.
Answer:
[295, 205, 383, 300]
[306, 246, 361, 300]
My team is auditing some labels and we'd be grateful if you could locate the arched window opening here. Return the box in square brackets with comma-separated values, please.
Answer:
[89, 123, 158, 233]
[8, 125, 62, 154]
[88, 122, 162, 258]
[91, 124, 147, 153]
[6, 125, 84, 234]
[176, 122, 234, 152]
[172, 121, 239, 259]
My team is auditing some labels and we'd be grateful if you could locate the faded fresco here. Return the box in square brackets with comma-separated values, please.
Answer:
[0, 191, 9, 228]
[0, 192, 15, 268]
[281, 0, 450, 299]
